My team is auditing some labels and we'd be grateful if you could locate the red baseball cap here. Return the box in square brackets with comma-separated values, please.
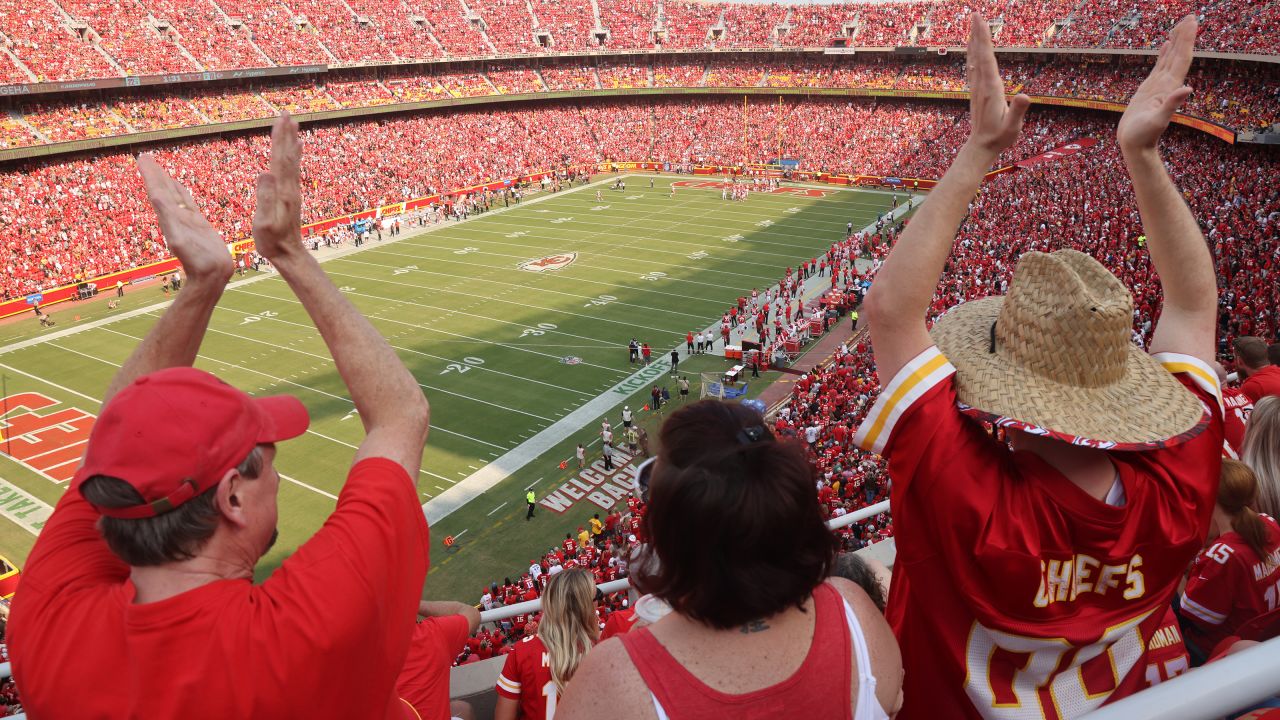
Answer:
[73, 367, 309, 519]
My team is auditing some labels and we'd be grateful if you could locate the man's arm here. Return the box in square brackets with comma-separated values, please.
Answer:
[102, 156, 234, 404]
[1117, 17, 1216, 364]
[418, 600, 482, 634]
[252, 113, 430, 479]
[861, 13, 1029, 381]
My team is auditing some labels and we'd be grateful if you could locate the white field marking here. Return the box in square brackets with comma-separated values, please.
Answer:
[420, 180, 811, 275]
[159, 319, 559, 424]
[229, 287, 631, 375]
[36, 336, 454, 491]
[477, 213, 842, 249]
[525, 476, 543, 491]
[423, 200, 892, 524]
[487, 501, 508, 516]
[333, 256, 711, 322]
[366, 244, 770, 295]
[279, 472, 339, 500]
[0, 172, 626, 360]
[237, 281, 685, 348]
[453, 529, 468, 540]
[218, 285, 616, 360]
[92, 326, 511, 453]
[427, 217, 859, 269]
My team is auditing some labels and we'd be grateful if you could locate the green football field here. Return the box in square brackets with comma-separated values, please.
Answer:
[0, 174, 905, 602]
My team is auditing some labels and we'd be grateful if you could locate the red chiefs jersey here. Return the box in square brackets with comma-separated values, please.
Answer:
[1222, 386, 1253, 458]
[496, 635, 556, 719]
[853, 347, 1223, 719]
[1182, 515, 1280, 654]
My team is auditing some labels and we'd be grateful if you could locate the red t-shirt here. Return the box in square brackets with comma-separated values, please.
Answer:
[496, 635, 556, 720]
[853, 347, 1222, 719]
[1182, 515, 1280, 654]
[398, 614, 472, 720]
[1241, 365, 1280, 403]
[600, 608, 639, 640]
[9, 457, 430, 719]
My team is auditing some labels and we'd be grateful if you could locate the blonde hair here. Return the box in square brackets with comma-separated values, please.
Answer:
[1243, 397, 1280, 520]
[538, 568, 599, 694]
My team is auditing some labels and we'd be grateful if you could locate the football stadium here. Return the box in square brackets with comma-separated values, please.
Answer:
[0, 0, 1277, 717]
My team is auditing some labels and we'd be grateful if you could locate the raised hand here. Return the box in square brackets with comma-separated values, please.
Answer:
[965, 12, 1030, 155]
[252, 112, 304, 260]
[1118, 16, 1197, 154]
[138, 154, 233, 283]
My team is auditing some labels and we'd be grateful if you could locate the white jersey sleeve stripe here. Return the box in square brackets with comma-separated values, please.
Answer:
[496, 674, 522, 694]
[853, 346, 956, 455]
[1181, 595, 1227, 625]
[1153, 352, 1223, 413]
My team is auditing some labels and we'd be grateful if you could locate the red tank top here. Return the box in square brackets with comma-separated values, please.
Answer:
[618, 583, 852, 720]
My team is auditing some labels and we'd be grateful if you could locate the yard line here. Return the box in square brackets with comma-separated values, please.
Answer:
[334, 256, 711, 322]
[234, 285, 644, 372]
[88, 327, 511, 452]
[453, 529, 468, 540]
[207, 304, 600, 395]
[487, 501, 508, 516]
[0, 361, 100, 405]
[280, 472, 339, 500]
[152, 320, 560, 425]
[259, 273, 687, 338]
[366, 244, 776, 292]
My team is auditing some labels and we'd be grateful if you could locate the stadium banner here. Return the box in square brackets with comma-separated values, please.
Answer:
[1015, 137, 1098, 168]
[378, 202, 406, 218]
[0, 257, 181, 320]
[1028, 95, 1236, 143]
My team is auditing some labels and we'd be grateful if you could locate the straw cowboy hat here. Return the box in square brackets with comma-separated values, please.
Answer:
[930, 249, 1207, 450]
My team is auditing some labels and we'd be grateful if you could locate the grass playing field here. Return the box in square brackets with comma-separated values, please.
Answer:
[0, 174, 906, 602]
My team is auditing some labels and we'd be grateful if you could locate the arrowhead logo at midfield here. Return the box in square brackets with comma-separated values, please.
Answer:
[518, 252, 578, 273]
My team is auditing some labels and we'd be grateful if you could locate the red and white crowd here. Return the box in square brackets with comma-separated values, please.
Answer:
[1, 96, 1276, 304]
[1, 0, 1277, 85]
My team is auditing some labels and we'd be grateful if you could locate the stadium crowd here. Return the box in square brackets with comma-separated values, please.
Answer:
[1, 55, 1274, 154]
[0, 0, 1278, 86]
[4, 13, 1280, 720]
[1, 93, 1277, 305]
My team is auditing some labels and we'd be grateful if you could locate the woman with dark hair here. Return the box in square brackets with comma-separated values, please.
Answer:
[558, 399, 902, 719]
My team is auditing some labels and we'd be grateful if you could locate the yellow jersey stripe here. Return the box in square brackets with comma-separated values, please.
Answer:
[854, 348, 953, 454]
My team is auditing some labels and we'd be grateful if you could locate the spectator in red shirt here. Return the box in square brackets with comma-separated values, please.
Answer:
[8, 114, 434, 719]
[1235, 336, 1280, 402]
[398, 601, 482, 720]
[856, 17, 1221, 718]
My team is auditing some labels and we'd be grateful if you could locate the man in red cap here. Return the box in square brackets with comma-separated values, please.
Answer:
[9, 113, 435, 718]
